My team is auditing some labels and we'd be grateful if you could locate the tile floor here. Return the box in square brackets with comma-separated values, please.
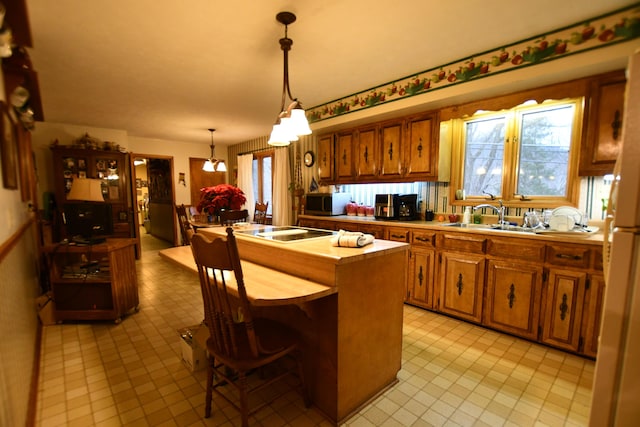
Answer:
[36, 231, 594, 426]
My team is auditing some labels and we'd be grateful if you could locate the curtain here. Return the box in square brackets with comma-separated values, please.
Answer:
[273, 148, 291, 225]
[236, 154, 256, 222]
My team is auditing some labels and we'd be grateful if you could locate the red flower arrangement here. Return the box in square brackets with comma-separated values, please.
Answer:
[197, 184, 247, 215]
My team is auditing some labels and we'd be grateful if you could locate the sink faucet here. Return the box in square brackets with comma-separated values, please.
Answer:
[473, 200, 508, 227]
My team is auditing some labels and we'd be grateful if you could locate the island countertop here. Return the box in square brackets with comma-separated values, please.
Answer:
[197, 225, 409, 286]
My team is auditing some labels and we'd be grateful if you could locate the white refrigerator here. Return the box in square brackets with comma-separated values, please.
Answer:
[589, 49, 640, 426]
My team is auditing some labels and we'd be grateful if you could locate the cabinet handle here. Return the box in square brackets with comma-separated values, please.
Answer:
[507, 283, 516, 308]
[418, 266, 423, 287]
[612, 109, 622, 140]
[415, 236, 431, 243]
[322, 152, 327, 167]
[555, 253, 582, 261]
[390, 233, 406, 239]
[559, 293, 569, 320]
[388, 143, 393, 160]
[456, 273, 464, 295]
[342, 149, 347, 165]
[417, 137, 423, 158]
[364, 146, 369, 164]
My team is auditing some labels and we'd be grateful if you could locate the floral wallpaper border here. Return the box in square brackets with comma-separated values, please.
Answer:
[306, 4, 640, 123]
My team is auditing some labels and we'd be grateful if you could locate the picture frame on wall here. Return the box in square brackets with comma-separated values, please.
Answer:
[0, 102, 18, 189]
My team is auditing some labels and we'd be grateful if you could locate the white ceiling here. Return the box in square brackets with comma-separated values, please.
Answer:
[23, 0, 637, 147]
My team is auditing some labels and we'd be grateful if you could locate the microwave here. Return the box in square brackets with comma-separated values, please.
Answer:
[305, 193, 352, 216]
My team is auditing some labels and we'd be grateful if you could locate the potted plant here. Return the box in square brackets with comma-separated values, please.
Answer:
[197, 184, 246, 222]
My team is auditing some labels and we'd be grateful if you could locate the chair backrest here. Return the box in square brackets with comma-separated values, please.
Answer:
[219, 209, 249, 225]
[253, 202, 269, 224]
[190, 229, 259, 358]
[176, 204, 192, 245]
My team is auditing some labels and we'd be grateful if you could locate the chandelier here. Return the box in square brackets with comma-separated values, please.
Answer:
[267, 11, 312, 146]
[202, 128, 227, 172]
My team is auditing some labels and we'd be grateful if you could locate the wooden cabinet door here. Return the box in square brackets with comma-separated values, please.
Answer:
[408, 248, 436, 309]
[404, 113, 438, 178]
[541, 268, 587, 352]
[438, 251, 485, 323]
[379, 121, 403, 178]
[484, 260, 543, 340]
[336, 131, 354, 180]
[581, 273, 605, 358]
[317, 134, 334, 181]
[356, 126, 378, 179]
[580, 70, 625, 176]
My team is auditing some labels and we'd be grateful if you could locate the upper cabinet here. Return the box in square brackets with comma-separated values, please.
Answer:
[379, 120, 403, 179]
[404, 112, 439, 179]
[317, 111, 440, 184]
[579, 70, 626, 176]
[317, 134, 334, 181]
[355, 125, 378, 179]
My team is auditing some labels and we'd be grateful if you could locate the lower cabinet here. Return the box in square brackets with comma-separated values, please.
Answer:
[484, 260, 543, 341]
[298, 216, 606, 357]
[438, 251, 485, 323]
[581, 273, 606, 358]
[541, 268, 587, 352]
[408, 248, 436, 309]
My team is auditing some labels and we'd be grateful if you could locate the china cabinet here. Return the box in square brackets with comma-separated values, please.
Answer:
[51, 146, 137, 249]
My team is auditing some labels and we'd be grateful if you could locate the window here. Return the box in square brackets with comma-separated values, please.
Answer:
[252, 151, 273, 214]
[452, 98, 583, 206]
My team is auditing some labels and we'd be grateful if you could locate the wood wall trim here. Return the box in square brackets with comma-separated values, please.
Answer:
[0, 215, 35, 264]
[439, 75, 595, 121]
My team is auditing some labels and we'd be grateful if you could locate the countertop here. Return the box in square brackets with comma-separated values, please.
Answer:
[299, 214, 606, 246]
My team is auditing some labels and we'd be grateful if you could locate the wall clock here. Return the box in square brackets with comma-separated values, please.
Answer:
[304, 150, 315, 167]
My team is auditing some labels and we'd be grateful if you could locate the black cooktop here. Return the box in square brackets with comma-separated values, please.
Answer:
[235, 226, 336, 243]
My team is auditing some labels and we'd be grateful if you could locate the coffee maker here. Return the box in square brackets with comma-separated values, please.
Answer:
[374, 194, 418, 220]
[397, 194, 418, 220]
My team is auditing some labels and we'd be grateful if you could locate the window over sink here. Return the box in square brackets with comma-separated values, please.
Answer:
[451, 98, 584, 207]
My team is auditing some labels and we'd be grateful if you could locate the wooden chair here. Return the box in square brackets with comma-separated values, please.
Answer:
[219, 209, 249, 225]
[189, 229, 310, 426]
[253, 202, 269, 224]
[176, 204, 192, 245]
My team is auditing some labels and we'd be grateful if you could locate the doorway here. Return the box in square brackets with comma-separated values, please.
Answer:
[130, 154, 177, 249]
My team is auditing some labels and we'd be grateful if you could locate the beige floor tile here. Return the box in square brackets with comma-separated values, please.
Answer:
[35, 233, 595, 427]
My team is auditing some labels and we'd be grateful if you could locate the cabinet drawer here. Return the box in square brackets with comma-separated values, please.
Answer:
[438, 233, 486, 254]
[387, 227, 410, 242]
[411, 230, 436, 248]
[545, 244, 590, 269]
[358, 223, 385, 239]
[487, 237, 545, 262]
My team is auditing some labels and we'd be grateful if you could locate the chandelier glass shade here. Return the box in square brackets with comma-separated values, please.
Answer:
[268, 12, 312, 147]
[203, 129, 226, 172]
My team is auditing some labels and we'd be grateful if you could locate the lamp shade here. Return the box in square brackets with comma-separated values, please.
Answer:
[289, 107, 312, 136]
[202, 159, 216, 172]
[67, 178, 104, 202]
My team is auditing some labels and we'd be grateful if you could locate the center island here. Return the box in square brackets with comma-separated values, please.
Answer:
[160, 225, 409, 424]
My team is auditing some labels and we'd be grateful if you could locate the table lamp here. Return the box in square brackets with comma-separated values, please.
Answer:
[66, 178, 104, 202]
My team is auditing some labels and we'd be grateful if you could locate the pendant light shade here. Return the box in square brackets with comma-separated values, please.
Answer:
[203, 129, 226, 172]
[268, 12, 312, 146]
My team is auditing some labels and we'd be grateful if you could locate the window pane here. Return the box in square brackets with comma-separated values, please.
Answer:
[517, 104, 574, 196]
[463, 117, 506, 197]
[263, 157, 272, 214]
[252, 159, 259, 202]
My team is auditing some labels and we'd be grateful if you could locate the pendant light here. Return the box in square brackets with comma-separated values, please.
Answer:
[268, 12, 312, 146]
[203, 128, 226, 172]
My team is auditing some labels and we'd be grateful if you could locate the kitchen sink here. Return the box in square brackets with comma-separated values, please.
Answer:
[442, 223, 536, 233]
